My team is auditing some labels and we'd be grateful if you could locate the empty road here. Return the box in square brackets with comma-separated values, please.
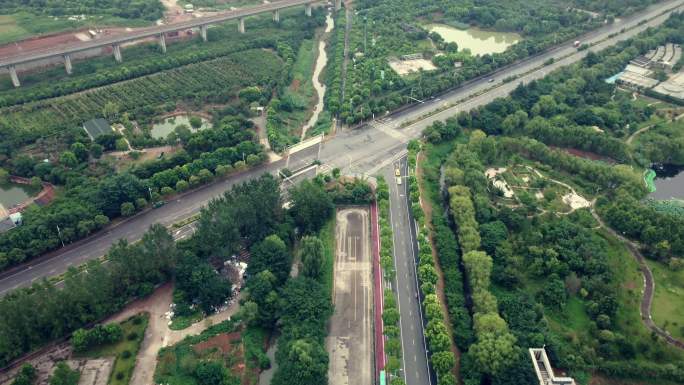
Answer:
[0, 0, 682, 295]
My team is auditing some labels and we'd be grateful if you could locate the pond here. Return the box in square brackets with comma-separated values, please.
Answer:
[650, 164, 684, 200]
[150, 115, 212, 140]
[426, 24, 521, 56]
[0, 182, 38, 211]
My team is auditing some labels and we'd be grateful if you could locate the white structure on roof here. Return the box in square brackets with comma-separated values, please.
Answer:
[530, 348, 576, 385]
[617, 71, 659, 89]
[653, 71, 684, 101]
[633, 44, 682, 70]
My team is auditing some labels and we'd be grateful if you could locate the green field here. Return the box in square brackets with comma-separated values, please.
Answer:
[78, 313, 149, 385]
[320, 217, 336, 296]
[647, 260, 684, 340]
[0, 13, 152, 46]
[169, 310, 204, 331]
[0, 15, 29, 45]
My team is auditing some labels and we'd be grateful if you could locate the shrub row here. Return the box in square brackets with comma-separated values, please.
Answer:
[71, 324, 123, 352]
[407, 143, 457, 385]
[375, 177, 404, 382]
[446, 169, 518, 377]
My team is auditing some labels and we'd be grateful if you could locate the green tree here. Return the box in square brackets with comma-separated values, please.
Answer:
[120, 202, 136, 217]
[70, 143, 89, 163]
[299, 236, 325, 279]
[0, 168, 8, 183]
[239, 86, 262, 103]
[248, 235, 292, 284]
[102, 102, 120, 121]
[189, 116, 203, 129]
[246, 270, 279, 327]
[469, 332, 517, 375]
[273, 339, 328, 385]
[431, 351, 455, 375]
[29, 176, 42, 190]
[11, 364, 36, 385]
[194, 361, 229, 385]
[49, 362, 80, 385]
[90, 143, 104, 159]
[290, 180, 334, 234]
[59, 151, 79, 168]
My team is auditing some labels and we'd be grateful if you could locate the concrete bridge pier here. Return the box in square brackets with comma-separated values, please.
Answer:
[273, 9, 280, 23]
[305, 3, 312, 16]
[113, 44, 123, 63]
[238, 17, 245, 33]
[63, 54, 73, 75]
[158, 33, 167, 53]
[8, 66, 20, 88]
[335, 0, 341, 11]
[200, 25, 208, 42]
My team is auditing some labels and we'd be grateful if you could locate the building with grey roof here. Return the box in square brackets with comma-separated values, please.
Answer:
[83, 118, 113, 140]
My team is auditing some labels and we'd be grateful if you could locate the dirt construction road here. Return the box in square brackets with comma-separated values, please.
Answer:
[107, 283, 242, 385]
[327, 208, 374, 385]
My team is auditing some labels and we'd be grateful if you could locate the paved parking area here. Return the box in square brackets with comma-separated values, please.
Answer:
[327, 208, 373, 385]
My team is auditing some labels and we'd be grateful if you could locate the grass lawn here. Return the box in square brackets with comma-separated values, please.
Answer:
[79, 313, 149, 385]
[0, 15, 29, 45]
[320, 217, 336, 297]
[281, 38, 317, 136]
[169, 310, 204, 331]
[548, 296, 591, 333]
[646, 260, 684, 340]
[0, 12, 153, 46]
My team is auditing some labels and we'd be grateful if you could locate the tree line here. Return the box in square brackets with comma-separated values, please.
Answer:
[0, 115, 267, 271]
[1, 0, 164, 21]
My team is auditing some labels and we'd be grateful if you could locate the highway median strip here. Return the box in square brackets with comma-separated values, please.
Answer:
[407, 142, 458, 384]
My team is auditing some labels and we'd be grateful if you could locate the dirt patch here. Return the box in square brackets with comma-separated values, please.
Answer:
[551, 146, 615, 163]
[562, 192, 591, 210]
[388, 58, 437, 76]
[485, 167, 514, 198]
[107, 145, 180, 172]
[193, 332, 241, 355]
[0, 31, 83, 58]
[290, 78, 301, 92]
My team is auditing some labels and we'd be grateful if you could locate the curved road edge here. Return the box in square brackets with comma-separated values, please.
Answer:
[591, 209, 684, 350]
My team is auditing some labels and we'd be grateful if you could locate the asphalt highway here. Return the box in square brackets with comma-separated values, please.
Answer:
[385, 157, 432, 385]
[0, 0, 682, 295]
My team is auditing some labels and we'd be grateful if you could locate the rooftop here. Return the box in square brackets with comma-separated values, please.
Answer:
[83, 118, 113, 140]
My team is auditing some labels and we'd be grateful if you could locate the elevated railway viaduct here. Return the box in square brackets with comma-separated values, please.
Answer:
[0, 0, 340, 87]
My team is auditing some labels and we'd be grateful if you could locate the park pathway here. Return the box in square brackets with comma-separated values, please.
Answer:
[626, 112, 684, 144]
[590, 209, 684, 350]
